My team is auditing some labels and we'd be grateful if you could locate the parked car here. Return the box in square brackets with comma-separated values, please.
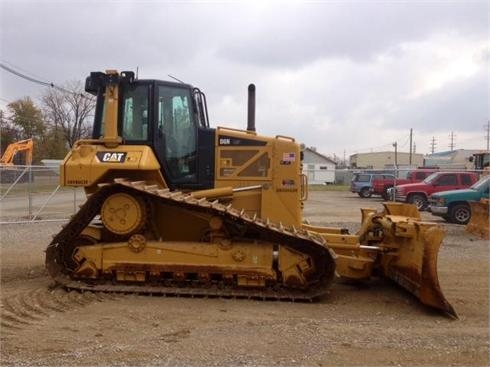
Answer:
[429, 175, 490, 224]
[350, 172, 395, 198]
[370, 168, 438, 200]
[393, 171, 479, 210]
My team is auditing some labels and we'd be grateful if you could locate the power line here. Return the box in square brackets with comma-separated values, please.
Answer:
[398, 134, 410, 148]
[0, 62, 85, 97]
[348, 132, 410, 155]
[1, 60, 48, 82]
[1, 63, 58, 88]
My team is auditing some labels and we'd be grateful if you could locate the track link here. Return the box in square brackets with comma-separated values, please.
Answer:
[46, 179, 336, 301]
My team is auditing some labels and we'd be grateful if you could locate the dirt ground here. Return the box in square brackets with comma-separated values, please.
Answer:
[1, 191, 488, 366]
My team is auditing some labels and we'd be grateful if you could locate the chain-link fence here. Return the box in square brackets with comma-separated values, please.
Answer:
[0, 165, 85, 223]
[1, 165, 484, 223]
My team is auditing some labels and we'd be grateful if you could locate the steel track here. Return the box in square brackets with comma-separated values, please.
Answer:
[46, 179, 336, 301]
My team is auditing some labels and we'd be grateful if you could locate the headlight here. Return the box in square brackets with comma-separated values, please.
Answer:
[433, 196, 445, 206]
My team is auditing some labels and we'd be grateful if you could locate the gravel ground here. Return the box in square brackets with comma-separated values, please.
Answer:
[0, 191, 488, 366]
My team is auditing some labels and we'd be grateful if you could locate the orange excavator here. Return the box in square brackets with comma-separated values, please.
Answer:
[0, 138, 33, 183]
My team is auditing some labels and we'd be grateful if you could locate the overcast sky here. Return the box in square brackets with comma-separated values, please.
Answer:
[1, 0, 488, 159]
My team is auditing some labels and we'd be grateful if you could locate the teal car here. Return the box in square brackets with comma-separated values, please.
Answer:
[429, 176, 490, 224]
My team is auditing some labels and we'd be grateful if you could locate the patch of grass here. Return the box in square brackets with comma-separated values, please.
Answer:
[308, 184, 349, 191]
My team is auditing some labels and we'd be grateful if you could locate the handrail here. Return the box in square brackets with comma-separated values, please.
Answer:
[216, 126, 257, 135]
[275, 135, 295, 142]
[300, 174, 308, 201]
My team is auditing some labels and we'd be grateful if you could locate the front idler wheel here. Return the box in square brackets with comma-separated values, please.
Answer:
[100, 192, 147, 236]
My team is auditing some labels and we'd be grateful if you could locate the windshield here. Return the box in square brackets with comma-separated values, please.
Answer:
[471, 176, 489, 192]
[423, 172, 439, 184]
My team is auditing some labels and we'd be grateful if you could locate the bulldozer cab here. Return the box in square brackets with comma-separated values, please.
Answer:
[88, 72, 215, 190]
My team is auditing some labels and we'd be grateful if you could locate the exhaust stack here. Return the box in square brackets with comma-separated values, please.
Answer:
[247, 84, 256, 132]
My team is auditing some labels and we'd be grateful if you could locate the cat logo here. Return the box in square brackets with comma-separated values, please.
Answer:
[96, 152, 127, 163]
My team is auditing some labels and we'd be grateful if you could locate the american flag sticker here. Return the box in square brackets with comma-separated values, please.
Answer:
[282, 152, 296, 162]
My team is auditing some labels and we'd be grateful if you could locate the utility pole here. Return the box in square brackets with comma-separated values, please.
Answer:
[393, 141, 398, 184]
[449, 131, 455, 151]
[429, 137, 436, 154]
[393, 142, 398, 168]
[409, 128, 413, 165]
[485, 120, 490, 152]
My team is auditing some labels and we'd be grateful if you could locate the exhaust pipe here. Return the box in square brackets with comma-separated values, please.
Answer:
[247, 84, 256, 132]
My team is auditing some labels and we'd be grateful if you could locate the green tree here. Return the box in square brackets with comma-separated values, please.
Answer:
[7, 97, 45, 140]
[5, 98, 46, 163]
[0, 109, 21, 155]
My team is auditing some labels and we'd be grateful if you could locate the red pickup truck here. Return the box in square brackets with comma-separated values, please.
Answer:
[393, 171, 479, 210]
[370, 169, 438, 200]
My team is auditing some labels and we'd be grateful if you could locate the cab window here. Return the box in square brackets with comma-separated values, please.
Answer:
[121, 84, 149, 141]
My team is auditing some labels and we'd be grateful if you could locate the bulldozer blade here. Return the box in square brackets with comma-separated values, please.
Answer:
[466, 199, 490, 240]
[379, 217, 457, 319]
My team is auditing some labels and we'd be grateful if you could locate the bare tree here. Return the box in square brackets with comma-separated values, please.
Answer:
[42, 81, 95, 148]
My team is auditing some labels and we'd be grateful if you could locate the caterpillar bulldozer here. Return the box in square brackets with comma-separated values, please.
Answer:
[46, 70, 456, 318]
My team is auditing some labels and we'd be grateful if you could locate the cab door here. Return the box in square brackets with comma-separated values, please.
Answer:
[154, 83, 198, 189]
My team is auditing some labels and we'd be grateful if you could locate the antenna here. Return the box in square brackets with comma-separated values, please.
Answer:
[168, 74, 185, 84]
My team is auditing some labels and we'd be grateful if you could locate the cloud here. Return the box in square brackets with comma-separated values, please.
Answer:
[216, 2, 488, 67]
[0, 1, 487, 157]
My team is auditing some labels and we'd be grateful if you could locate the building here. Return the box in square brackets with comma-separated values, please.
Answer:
[349, 151, 424, 170]
[424, 149, 483, 170]
[302, 147, 336, 184]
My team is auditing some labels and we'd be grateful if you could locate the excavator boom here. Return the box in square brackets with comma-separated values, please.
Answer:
[0, 138, 33, 166]
[0, 138, 34, 183]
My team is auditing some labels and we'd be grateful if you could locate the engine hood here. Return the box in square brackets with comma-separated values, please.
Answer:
[431, 188, 480, 201]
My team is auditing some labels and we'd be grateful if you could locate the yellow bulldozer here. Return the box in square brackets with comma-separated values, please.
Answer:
[46, 70, 456, 318]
